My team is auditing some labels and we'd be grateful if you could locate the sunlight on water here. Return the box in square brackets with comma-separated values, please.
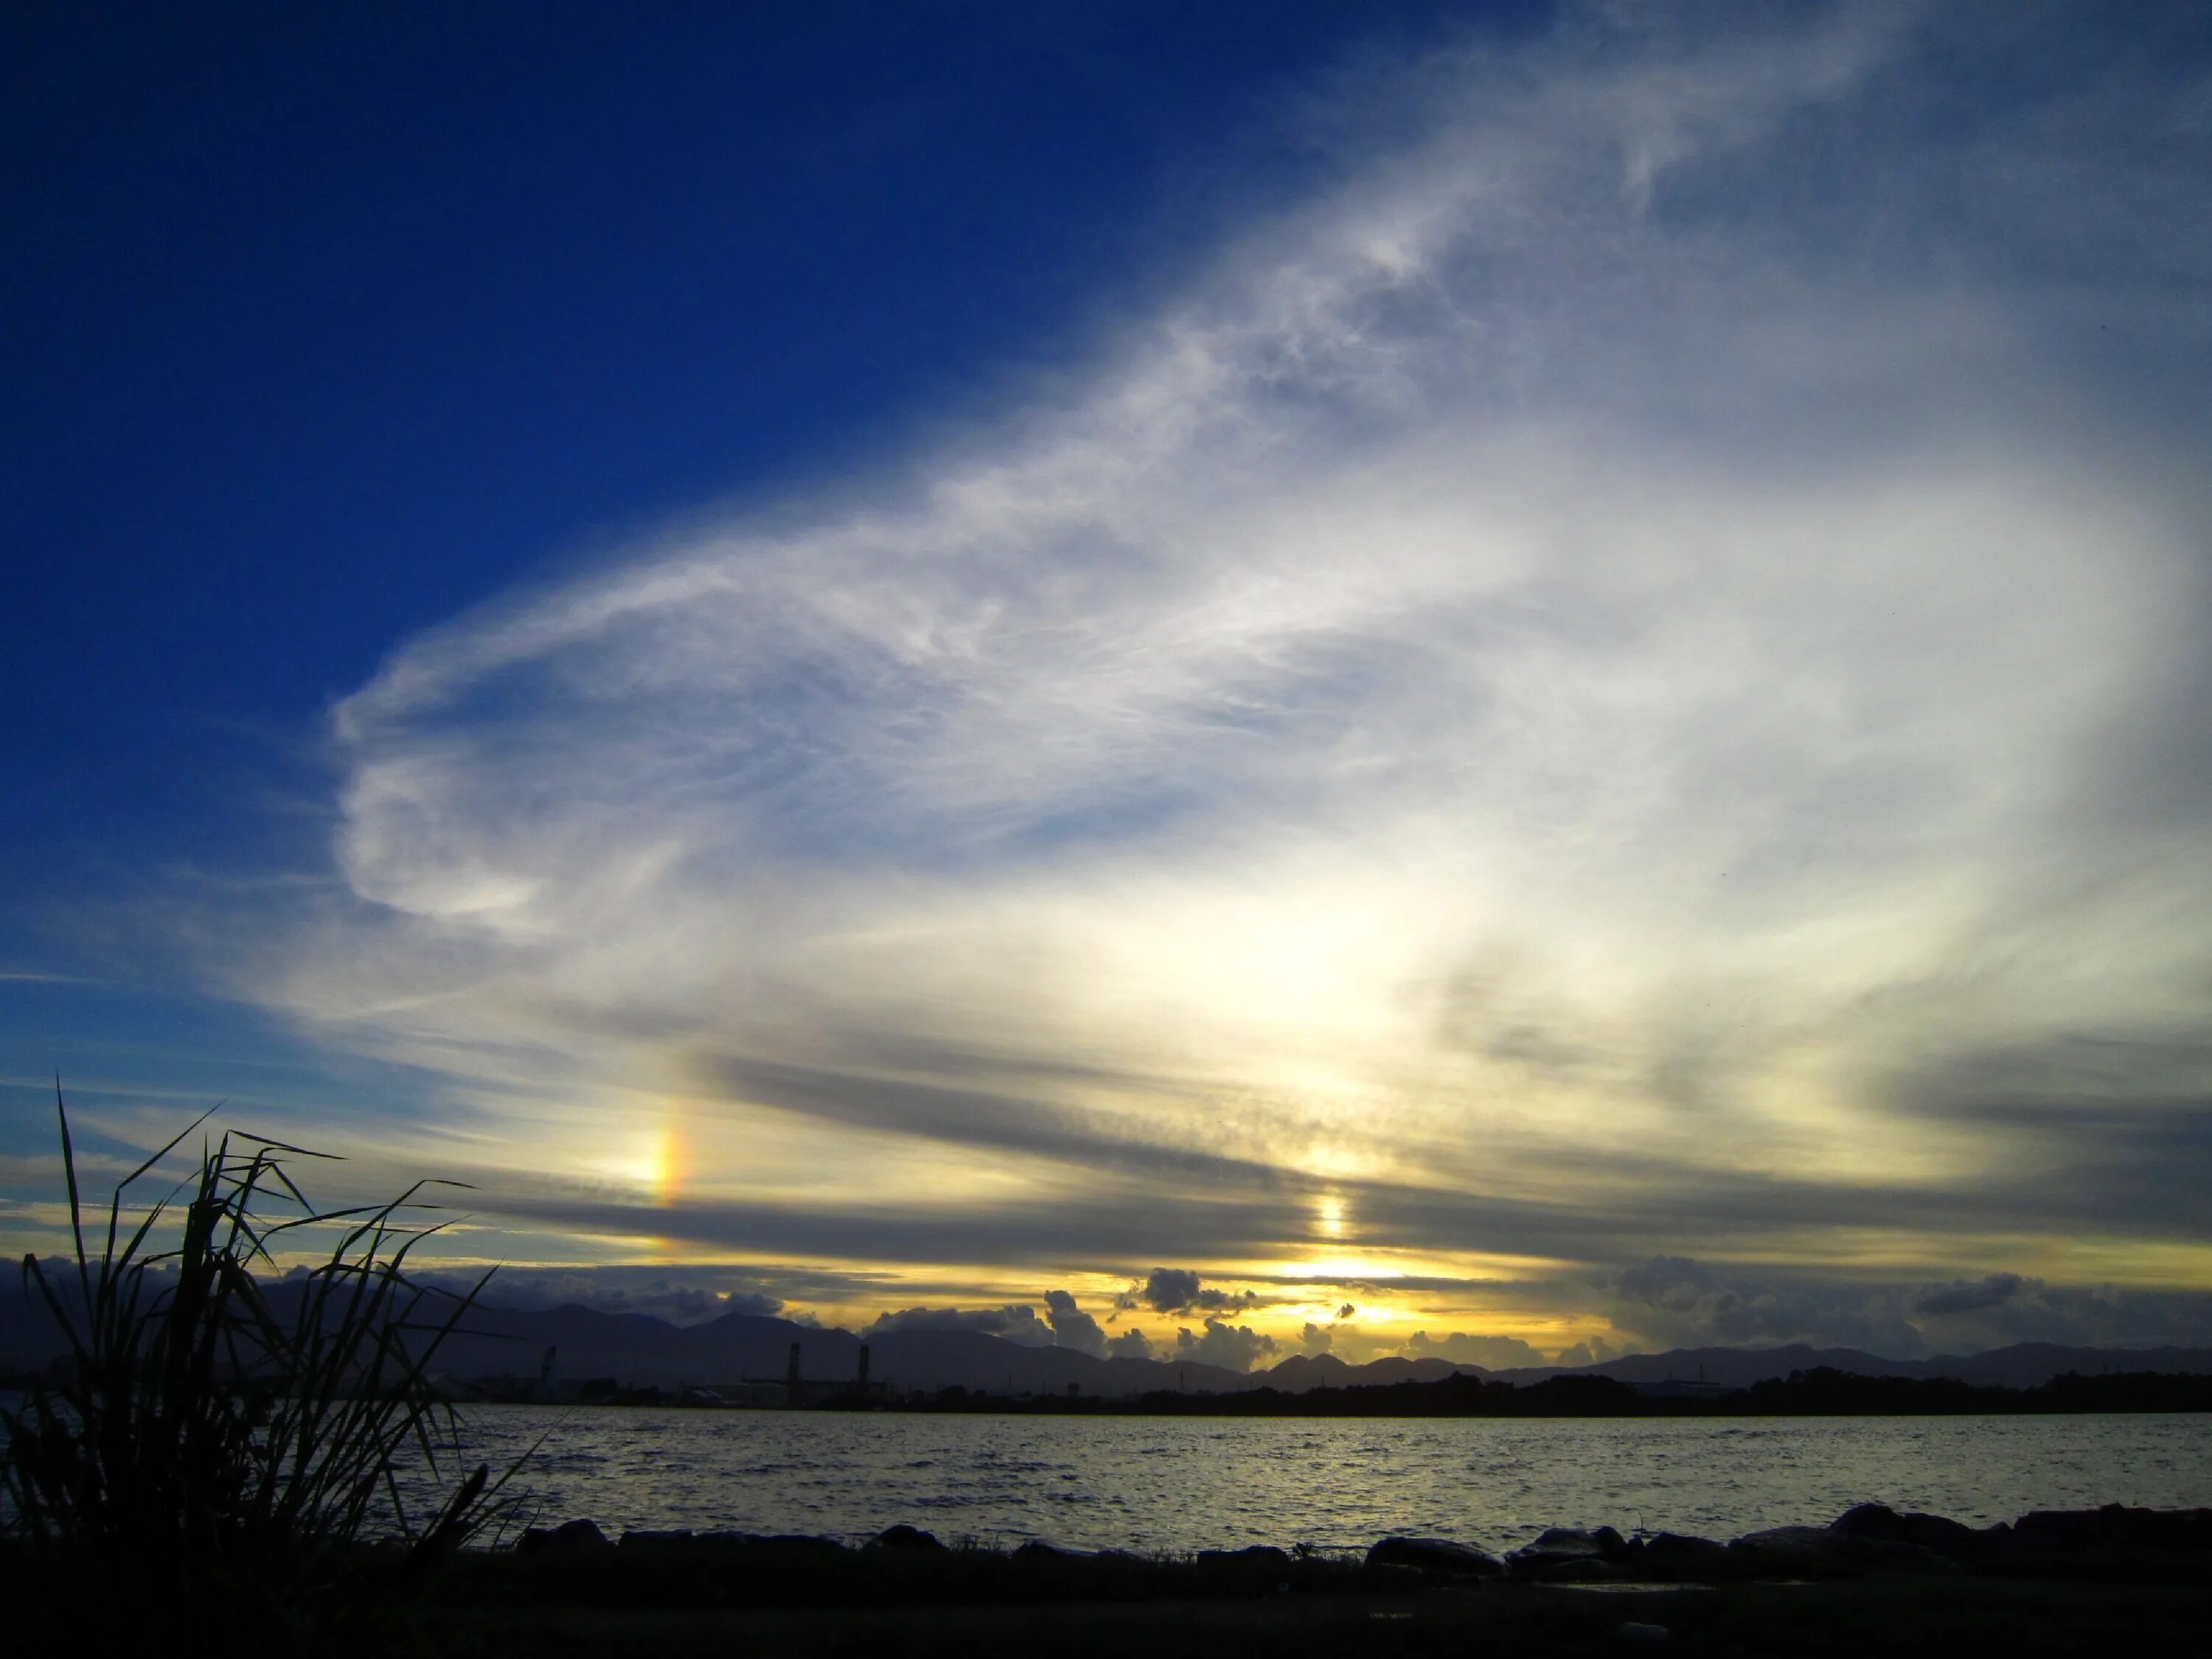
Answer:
[419, 1410, 2212, 1553]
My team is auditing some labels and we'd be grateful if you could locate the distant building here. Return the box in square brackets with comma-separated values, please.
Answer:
[726, 1340, 891, 1407]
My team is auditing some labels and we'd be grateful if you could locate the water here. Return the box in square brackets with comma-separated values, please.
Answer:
[430, 1408, 2212, 1554]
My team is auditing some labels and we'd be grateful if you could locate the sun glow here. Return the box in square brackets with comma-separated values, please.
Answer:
[650, 1111, 687, 1209]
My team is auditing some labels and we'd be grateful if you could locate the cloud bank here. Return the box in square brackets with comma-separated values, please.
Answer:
[201, 2, 2212, 1341]
[863, 1304, 1057, 1346]
[1600, 1256, 2212, 1358]
[1127, 1268, 1262, 1316]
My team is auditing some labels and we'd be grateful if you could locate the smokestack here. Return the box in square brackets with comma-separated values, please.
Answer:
[787, 1341, 801, 1399]
[857, 1344, 871, 1387]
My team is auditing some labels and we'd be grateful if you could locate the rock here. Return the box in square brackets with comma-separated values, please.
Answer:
[871, 1524, 945, 1552]
[1509, 1525, 1630, 1578]
[1830, 1502, 1908, 1540]
[1830, 1503, 1981, 1556]
[1365, 1536, 1506, 1578]
[1733, 1524, 1835, 1552]
[2122, 1508, 2212, 1551]
[513, 1517, 613, 1555]
[1628, 1532, 1729, 1578]
[1727, 1524, 1855, 1578]
[619, 1528, 696, 1549]
[1731, 1521, 1958, 1578]
[1012, 1540, 1089, 1565]
[1897, 1513, 1980, 1554]
[1523, 1525, 1628, 1559]
[1615, 1621, 1670, 1644]
[2013, 1504, 2212, 1552]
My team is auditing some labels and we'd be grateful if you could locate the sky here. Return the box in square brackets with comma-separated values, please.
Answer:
[6, 1, 2212, 1370]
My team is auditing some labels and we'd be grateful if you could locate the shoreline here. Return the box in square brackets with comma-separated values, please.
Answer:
[490, 1498, 2212, 1587]
[428, 1576, 2212, 1659]
[440, 1367, 2212, 1415]
[422, 1502, 2212, 1657]
[9, 1501, 2209, 1656]
[14, 1378, 2211, 1416]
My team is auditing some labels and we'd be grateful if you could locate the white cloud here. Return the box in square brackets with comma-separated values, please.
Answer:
[1177, 1318, 1279, 1373]
[1105, 1326, 1154, 1362]
[1044, 1287, 1109, 1357]
[206, 4, 2212, 1316]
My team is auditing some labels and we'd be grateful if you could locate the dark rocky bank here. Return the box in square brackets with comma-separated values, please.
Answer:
[473, 1500, 2212, 1609]
[6, 1502, 2209, 1658]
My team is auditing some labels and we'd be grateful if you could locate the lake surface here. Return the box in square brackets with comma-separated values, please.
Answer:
[435, 1408, 2212, 1553]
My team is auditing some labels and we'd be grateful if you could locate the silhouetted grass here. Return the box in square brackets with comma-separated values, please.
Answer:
[0, 1084, 520, 1645]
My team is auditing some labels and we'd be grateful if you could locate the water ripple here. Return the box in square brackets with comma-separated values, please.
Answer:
[417, 1409, 2212, 1554]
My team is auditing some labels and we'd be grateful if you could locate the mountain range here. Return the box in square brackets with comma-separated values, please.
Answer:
[5, 1279, 2206, 1398]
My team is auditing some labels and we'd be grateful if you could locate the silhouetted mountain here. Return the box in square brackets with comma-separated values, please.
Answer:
[1486, 1341, 2212, 1391]
[4, 1275, 2207, 1398]
[1936, 1342, 2212, 1388]
[1262, 1353, 1467, 1391]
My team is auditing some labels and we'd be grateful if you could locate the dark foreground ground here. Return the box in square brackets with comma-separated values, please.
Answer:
[7, 1504, 2208, 1658]
[428, 1576, 2212, 1659]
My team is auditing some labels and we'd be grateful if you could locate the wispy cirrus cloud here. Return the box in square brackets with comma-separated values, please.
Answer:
[183, 1, 2212, 1343]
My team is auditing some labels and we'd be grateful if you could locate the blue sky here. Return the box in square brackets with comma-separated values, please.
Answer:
[2, 0, 1494, 1152]
[5, 0, 1494, 884]
[6, 2, 2212, 1366]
